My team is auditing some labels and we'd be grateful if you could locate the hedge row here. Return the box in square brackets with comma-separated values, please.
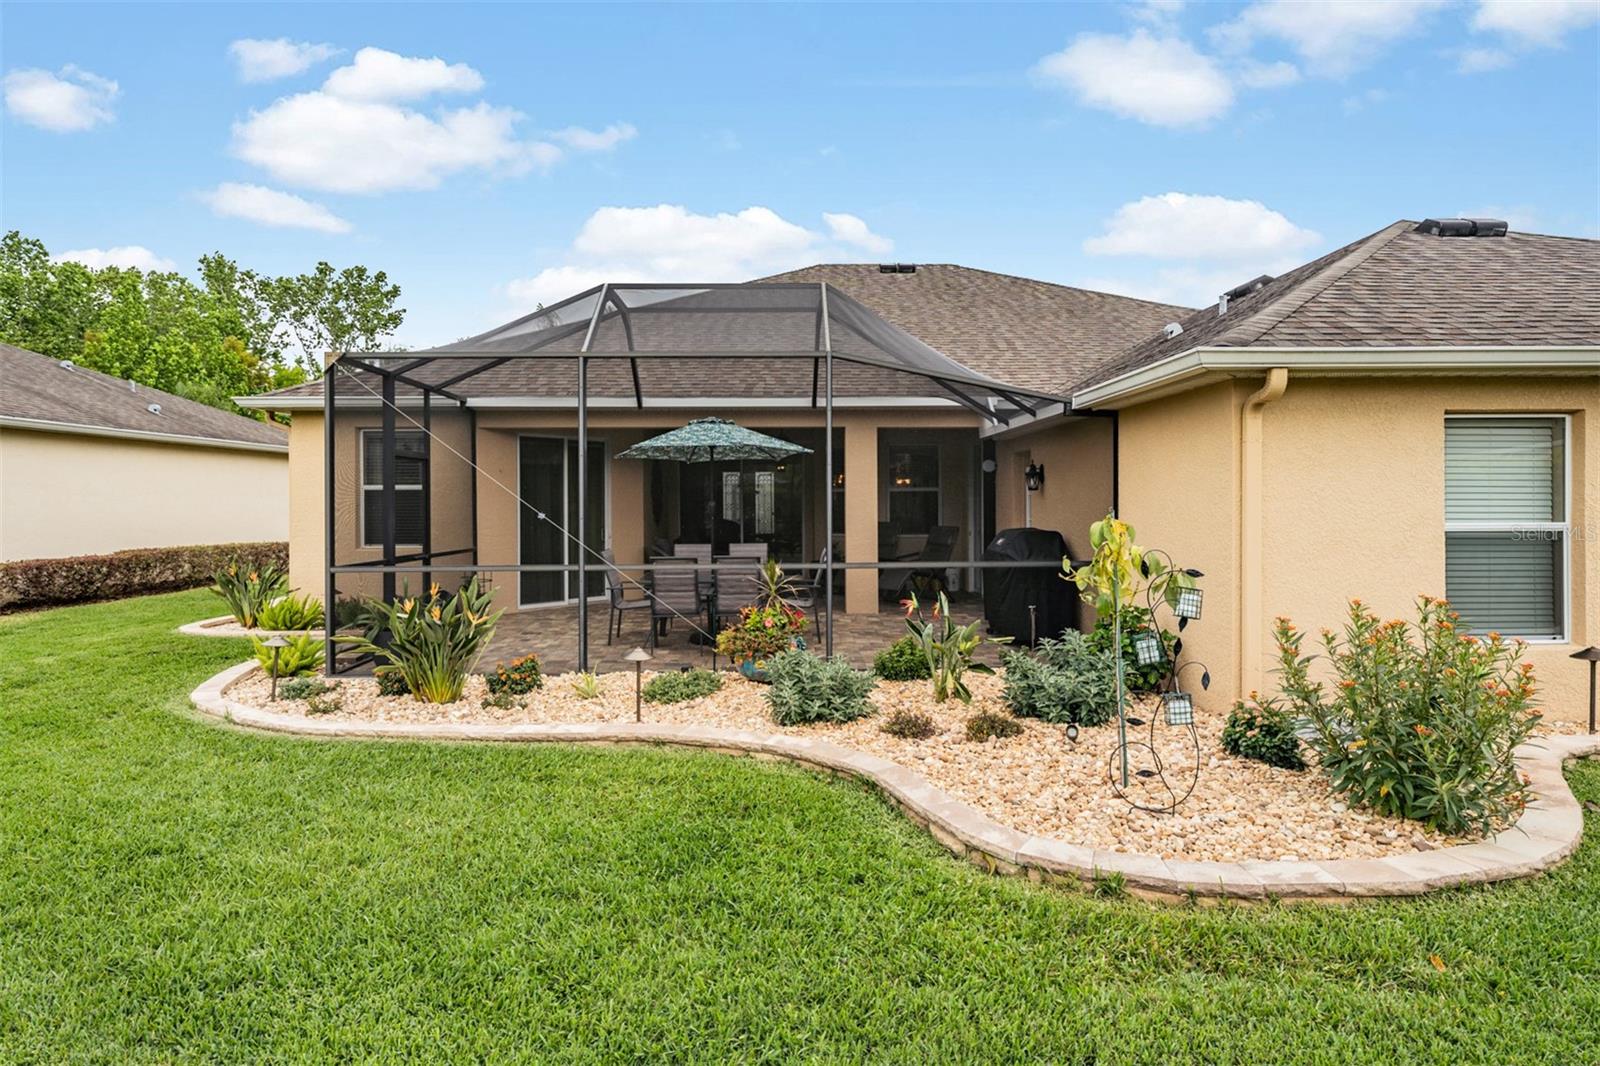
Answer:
[0, 542, 289, 612]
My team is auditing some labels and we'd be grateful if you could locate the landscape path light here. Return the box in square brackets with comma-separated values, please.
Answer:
[625, 647, 653, 722]
[262, 635, 290, 700]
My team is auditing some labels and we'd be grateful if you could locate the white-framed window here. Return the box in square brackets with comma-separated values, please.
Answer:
[887, 444, 941, 535]
[360, 429, 426, 547]
[1444, 415, 1569, 641]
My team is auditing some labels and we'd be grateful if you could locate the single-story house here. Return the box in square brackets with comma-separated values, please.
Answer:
[242, 219, 1599, 720]
[0, 343, 289, 561]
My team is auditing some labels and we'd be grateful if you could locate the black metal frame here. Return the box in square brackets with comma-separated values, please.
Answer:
[324, 282, 1072, 676]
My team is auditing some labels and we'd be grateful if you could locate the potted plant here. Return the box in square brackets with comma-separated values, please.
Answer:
[715, 560, 810, 682]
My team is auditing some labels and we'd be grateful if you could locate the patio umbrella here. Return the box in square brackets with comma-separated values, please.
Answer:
[617, 418, 813, 545]
[615, 417, 812, 463]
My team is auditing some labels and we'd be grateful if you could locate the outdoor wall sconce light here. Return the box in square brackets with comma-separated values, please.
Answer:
[625, 646, 652, 722]
[1024, 462, 1045, 492]
[1173, 586, 1204, 620]
[1133, 628, 1165, 667]
[1161, 690, 1195, 727]
[263, 635, 290, 700]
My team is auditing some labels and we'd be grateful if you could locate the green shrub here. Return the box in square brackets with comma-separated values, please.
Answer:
[334, 579, 501, 704]
[1086, 605, 1173, 692]
[486, 654, 544, 696]
[211, 561, 290, 628]
[1002, 631, 1119, 728]
[872, 636, 931, 681]
[253, 634, 324, 677]
[278, 676, 333, 701]
[571, 672, 602, 700]
[0, 541, 286, 612]
[305, 689, 344, 716]
[483, 689, 524, 711]
[375, 668, 409, 698]
[642, 669, 724, 705]
[1222, 701, 1306, 770]
[881, 708, 937, 739]
[1268, 596, 1542, 836]
[964, 709, 1022, 742]
[765, 650, 876, 726]
[257, 592, 324, 631]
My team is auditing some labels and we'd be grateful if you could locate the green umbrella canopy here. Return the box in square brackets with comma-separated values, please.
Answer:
[615, 417, 813, 463]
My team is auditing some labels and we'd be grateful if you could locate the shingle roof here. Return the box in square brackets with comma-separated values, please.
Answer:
[1074, 221, 1600, 394]
[760, 263, 1191, 393]
[0, 343, 288, 450]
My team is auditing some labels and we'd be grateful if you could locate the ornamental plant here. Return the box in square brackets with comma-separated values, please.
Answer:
[765, 649, 876, 726]
[252, 633, 324, 677]
[872, 636, 932, 681]
[1221, 699, 1307, 771]
[642, 668, 724, 705]
[1002, 631, 1119, 728]
[715, 601, 809, 668]
[211, 562, 289, 628]
[1269, 596, 1541, 836]
[257, 592, 325, 631]
[335, 579, 501, 704]
[902, 591, 1009, 703]
[486, 654, 544, 696]
[1087, 605, 1173, 692]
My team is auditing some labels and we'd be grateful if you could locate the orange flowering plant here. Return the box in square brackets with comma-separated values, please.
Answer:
[336, 578, 502, 703]
[715, 560, 810, 669]
[1264, 595, 1540, 836]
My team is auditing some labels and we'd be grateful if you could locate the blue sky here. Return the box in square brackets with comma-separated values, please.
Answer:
[4, 1, 1597, 349]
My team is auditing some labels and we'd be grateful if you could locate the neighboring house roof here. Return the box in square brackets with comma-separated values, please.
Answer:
[0, 343, 288, 452]
[758, 264, 1191, 393]
[1073, 221, 1600, 401]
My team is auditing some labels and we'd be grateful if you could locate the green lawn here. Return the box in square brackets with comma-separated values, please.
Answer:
[1, 590, 1597, 1064]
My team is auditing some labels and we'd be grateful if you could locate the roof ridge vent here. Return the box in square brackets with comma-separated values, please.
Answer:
[146, 402, 162, 415]
[877, 263, 917, 273]
[1162, 322, 1184, 339]
[1415, 218, 1507, 237]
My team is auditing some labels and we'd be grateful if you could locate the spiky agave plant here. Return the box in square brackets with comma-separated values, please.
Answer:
[336, 579, 502, 703]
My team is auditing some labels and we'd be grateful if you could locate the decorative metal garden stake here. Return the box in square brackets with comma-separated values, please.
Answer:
[263, 636, 290, 700]
[625, 647, 652, 722]
[1572, 646, 1600, 734]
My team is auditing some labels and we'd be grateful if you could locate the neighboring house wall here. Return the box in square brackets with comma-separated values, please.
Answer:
[1115, 373, 1599, 725]
[0, 426, 288, 561]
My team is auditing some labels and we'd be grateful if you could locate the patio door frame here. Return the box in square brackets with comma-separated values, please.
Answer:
[517, 433, 611, 610]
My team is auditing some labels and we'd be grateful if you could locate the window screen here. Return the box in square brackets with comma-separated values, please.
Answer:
[361, 429, 426, 547]
[1444, 417, 1566, 639]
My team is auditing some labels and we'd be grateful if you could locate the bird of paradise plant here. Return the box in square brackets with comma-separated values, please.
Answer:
[210, 562, 289, 629]
[902, 590, 1009, 703]
[335, 578, 502, 703]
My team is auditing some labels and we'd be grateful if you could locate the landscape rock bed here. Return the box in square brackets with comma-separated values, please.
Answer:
[228, 668, 1479, 863]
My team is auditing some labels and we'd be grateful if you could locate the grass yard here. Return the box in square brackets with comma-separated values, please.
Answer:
[2, 590, 1598, 1064]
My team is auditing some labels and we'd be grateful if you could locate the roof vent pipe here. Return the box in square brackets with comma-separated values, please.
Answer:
[1163, 322, 1184, 339]
[58, 359, 75, 371]
[1217, 294, 1229, 317]
[146, 403, 162, 415]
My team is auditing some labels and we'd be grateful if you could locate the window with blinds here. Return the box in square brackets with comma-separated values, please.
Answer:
[1443, 416, 1567, 640]
[360, 429, 426, 547]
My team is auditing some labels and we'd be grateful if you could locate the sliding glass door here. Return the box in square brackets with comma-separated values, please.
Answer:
[519, 436, 605, 606]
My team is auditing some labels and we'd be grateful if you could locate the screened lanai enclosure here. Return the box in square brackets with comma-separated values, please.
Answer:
[322, 281, 1076, 676]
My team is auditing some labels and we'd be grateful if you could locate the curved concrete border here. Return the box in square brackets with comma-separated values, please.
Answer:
[178, 615, 324, 640]
[191, 661, 1596, 901]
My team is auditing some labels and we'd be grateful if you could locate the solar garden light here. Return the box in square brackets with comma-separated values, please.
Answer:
[625, 647, 652, 722]
[262, 635, 290, 700]
[1065, 721, 1080, 743]
[1572, 646, 1600, 734]
[1132, 628, 1165, 668]
[1172, 585, 1204, 621]
[1161, 690, 1194, 727]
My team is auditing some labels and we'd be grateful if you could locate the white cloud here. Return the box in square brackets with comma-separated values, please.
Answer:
[228, 38, 341, 82]
[823, 212, 894, 254]
[321, 46, 484, 102]
[1341, 87, 1390, 114]
[1456, 46, 1515, 72]
[53, 245, 175, 272]
[1237, 59, 1300, 88]
[1473, 0, 1600, 46]
[1212, 0, 1448, 76]
[1033, 30, 1234, 127]
[3, 65, 118, 132]
[1084, 193, 1321, 261]
[549, 122, 638, 152]
[200, 182, 352, 233]
[503, 204, 894, 309]
[233, 92, 557, 194]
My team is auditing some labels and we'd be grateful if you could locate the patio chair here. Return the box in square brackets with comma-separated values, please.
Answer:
[602, 551, 651, 645]
[878, 521, 901, 563]
[728, 542, 769, 561]
[709, 555, 763, 667]
[648, 557, 705, 655]
[879, 524, 959, 601]
[673, 542, 713, 603]
[781, 547, 828, 630]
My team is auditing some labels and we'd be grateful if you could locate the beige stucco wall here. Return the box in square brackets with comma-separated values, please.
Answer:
[993, 415, 1116, 558]
[0, 427, 288, 562]
[1116, 372, 1600, 724]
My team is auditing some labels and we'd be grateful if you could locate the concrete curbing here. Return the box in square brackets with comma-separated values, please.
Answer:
[190, 660, 1597, 902]
[178, 615, 325, 640]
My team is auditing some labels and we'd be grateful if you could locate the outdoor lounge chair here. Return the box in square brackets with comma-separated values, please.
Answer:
[878, 524, 959, 601]
[602, 551, 651, 645]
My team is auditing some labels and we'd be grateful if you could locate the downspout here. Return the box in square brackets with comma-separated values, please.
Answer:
[1239, 368, 1288, 698]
